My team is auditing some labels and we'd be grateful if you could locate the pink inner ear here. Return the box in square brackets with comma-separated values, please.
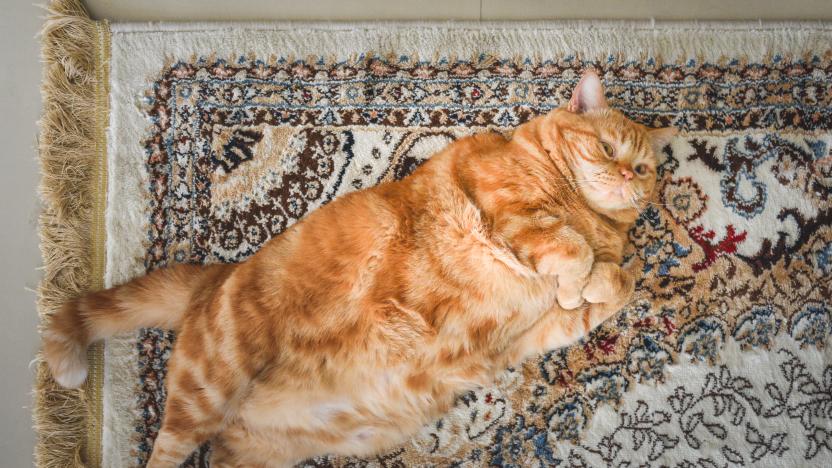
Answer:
[568, 71, 608, 113]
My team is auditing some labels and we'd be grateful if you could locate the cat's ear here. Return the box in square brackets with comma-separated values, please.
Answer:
[647, 127, 678, 153]
[567, 70, 608, 113]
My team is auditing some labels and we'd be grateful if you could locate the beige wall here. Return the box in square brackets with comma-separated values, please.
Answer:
[0, 1, 44, 467]
[85, 0, 832, 21]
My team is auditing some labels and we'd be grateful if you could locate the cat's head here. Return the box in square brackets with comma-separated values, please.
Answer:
[548, 71, 676, 219]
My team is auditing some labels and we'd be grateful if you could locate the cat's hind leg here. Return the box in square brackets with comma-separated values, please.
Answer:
[146, 357, 227, 467]
[210, 424, 304, 468]
[146, 325, 254, 467]
[209, 434, 275, 468]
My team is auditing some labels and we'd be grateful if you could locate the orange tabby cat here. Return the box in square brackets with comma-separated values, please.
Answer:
[43, 71, 674, 467]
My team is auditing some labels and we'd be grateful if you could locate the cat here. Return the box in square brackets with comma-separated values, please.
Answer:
[43, 71, 675, 467]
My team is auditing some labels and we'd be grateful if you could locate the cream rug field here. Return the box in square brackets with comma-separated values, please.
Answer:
[36, 1, 832, 466]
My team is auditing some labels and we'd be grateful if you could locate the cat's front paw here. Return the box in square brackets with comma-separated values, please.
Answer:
[582, 262, 634, 307]
[531, 226, 595, 310]
[557, 290, 585, 310]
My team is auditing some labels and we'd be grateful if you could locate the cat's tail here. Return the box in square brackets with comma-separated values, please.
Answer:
[43, 263, 230, 388]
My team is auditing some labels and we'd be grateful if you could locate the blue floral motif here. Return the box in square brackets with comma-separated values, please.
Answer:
[733, 304, 783, 349]
[547, 395, 589, 442]
[812, 242, 832, 275]
[626, 333, 674, 382]
[677, 316, 727, 362]
[717, 135, 820, 220]
[789, 302, 832, 346]
[576, 364, 629, 410]
[633, 206, 692, 277]
[488, 416, 557, 467]
[538, 348, 570, 385]
[642, 241, 692, 276]
[808, 139, 828, 160]
[636, 206, 662, 230]
[721, 165, 767, 219]
[494, 108, 520, 127]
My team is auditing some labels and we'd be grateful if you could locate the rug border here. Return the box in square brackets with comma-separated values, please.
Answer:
[109, 19, 832, 64]
[34, 0, 109, 467]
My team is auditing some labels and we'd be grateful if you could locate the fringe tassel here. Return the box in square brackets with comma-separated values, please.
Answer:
[34, 0, 107, 467]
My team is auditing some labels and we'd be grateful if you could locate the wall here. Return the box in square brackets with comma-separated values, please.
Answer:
[0, 1, 45, 466]
[85, 0, 832, 21]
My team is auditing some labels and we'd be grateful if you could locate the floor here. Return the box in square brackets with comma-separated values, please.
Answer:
[1, 1, 831, 466]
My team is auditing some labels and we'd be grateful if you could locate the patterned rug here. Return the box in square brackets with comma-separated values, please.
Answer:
[36, 2, 832, 467]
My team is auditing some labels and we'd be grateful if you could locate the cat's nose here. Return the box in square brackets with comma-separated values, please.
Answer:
[619, 167, 634, 181]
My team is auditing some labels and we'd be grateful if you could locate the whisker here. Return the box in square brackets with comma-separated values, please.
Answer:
[644, 201, 674, 207]
[549, 178, 599, 189]
[629, 194, 641, 212]
[553, 177, 599, 184]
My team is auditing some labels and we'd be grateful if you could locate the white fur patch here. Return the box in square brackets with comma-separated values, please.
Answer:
[45, 337, 89, 389]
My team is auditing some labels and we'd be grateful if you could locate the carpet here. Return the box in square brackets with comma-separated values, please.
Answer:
[35, 1, 832, 466]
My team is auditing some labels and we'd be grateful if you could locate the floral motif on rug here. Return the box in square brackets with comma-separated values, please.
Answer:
[135, 56, 832, 466]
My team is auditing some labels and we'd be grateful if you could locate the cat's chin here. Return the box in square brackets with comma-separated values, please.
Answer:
[577, 186, 636, 212]
[579, 192, 645, 221]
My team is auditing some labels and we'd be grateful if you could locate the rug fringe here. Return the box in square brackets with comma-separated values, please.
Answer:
[34, 0, 102, 467]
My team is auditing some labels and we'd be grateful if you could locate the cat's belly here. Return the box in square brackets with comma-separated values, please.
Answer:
[232, 364, 484, 458]
[229, 274, 559, 460]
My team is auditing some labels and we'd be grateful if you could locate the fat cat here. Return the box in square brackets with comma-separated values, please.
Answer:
[43, 71, 674, 467]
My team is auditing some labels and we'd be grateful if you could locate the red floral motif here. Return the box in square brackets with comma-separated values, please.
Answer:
[583, 333, 621, 360]
[688, 224, 748, 272]
[583, 341, 595, 361]
[556, 369, 575, 388]
[598, 334, 620, 355]
[662, 316, 677, 335]
[634, 317, 656, 329]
